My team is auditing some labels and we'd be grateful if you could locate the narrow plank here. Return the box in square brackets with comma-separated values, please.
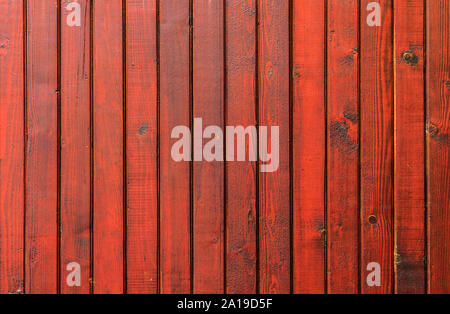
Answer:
[327, 0, 359, 294]
[126, 0, 158, 294]
[60, 0, 91, 294]
[0, 0, 24, 294]
[26, 0, 58, 294]
[193, 0, 225, 293]
[159, 0, 191, 294]
[225, 0, 257, 294]
[292, 0, 326, 294]
[93, 0, 123, 293]
[258, 0, 290, 293]
[427, 0, 450, 294]
[360, 0, 394, 294]
[394, 0, 425, 294]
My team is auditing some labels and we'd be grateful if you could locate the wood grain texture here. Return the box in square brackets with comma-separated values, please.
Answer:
[225, 0, 257, 294]
[427, 0, 450, 294]
[60, 0, 91, 294]
[1, 0, 450, 295]
[26, 0, 58, 294]
[360, 0, 394, 294]
[126, 0, 158, 294]
[327, 0, 359, 294]
[258, 0, 290, 294]
[0, 0, 24, 295]
[93, 0, 123, 294]
[394, 0, 425, 294]
[292, 0, 326, 294]
[159, 0, 191, 294]
[193, 0, 225, 294]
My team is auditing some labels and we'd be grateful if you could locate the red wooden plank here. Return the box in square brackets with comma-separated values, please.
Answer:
[60, 0, 91, 294]
[25, 0, 58, 294]
[427, 0, 450, 294]
[327, 0, 359, 294]
[360, 0, 393, 294]
[126, 0, 158, 294]
[0, 0, 24, 295]
[394, 0, 425, 294]
[225, 0, 257, 294]
[258, 0, 290, 294]
[93, 0, 123, 293]
[159, 0, 191, 294]
[193, 0, 224, 294]
[292, 0, 326, 294]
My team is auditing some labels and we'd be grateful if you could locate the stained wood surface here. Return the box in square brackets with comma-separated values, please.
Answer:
[225, 0, 257, 294]
[0, 0, 24, 295]
[0, 0, 448, 294]
[394, 0, 425, 294]
[360, 0, 394, 294]
[327, 0, 359, 294]
[159, 0, 191, 294]
[192, 0, 225, 294]
[427, 0, 450, 294]
[92, 0, 123, 294]
[125, 0, 158, 294]
[26, 0, 58, 294]
[60, 0, 91, 294]
[258, 0, 290, 294]
[292, 0, 326, 294]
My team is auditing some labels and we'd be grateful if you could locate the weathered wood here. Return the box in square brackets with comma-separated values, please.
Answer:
[126, 0, 158, 294]
[394, 0, 426, 294]
[0, 0, 24, 295]
[327, 0, 359, 294]
[225, 0, 257, 294]
[60, 0, 91, 294]
[26, 0, 58, 294]
[0, 0, 448, 295]
[93, 0, 123, 293]
[360, 0, 394, 294]
[159, 0, 191, 294]
[427, 0, 450, 294]
[258, 0, 290, 294]
[292, 0, 326, 294]
[193, 0, 225, 293]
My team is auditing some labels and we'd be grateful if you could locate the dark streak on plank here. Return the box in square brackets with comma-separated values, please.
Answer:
[360, 0, 394, 294]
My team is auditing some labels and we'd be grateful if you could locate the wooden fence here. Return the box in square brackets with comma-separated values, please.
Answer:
[0, 0, 449, 294]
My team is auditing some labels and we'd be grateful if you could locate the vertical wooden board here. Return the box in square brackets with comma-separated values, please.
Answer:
[258, 0, 290, 294]
[126, 0, 158, 294]
[60, 0, 91, 294]
[93, 0, 123, 294]
[193, 0, 224, 294]
[26, 0, 58, 294]
[292, 0, 326, 294]
[0, 0, 24, 295]
[360, 0, 393, 294]
[427, 0, 450, 294]
[159, 0, 191, 294]
[225, 0, 257, 294]
[394, 0, 425, 294]
[327, 0, 359, 294]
